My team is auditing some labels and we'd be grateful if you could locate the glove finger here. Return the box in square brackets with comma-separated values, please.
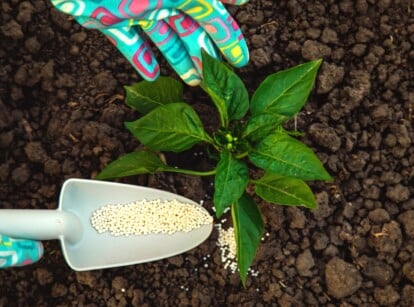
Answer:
[99, 26, 160, 81]
[52, 1, 180, 28]
[52, 0, 138, 28]
[177, 0, 249, 68]
[139, 20, 202, 86]
[220, 0, 249, 5]
[137, 8, 181, 22]
[166, 13, 221, 76]
[0, 235, 44, 268]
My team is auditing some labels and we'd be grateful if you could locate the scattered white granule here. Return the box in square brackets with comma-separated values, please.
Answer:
[216, 223, 261, 277]
[216, 224, 238, 274]
[90, 199, 213, 236]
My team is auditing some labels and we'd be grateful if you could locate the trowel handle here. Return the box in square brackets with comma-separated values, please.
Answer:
[0, 209, 82, 244]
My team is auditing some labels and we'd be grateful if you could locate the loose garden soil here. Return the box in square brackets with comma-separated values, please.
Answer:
[1, 0, 414, 305]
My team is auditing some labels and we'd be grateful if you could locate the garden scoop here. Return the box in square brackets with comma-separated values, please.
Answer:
[0, 179, 213, 271]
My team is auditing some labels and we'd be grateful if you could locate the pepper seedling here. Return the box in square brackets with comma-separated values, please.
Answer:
[96, 50, 332, 285]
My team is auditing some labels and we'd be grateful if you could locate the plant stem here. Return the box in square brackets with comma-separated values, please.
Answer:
[235, 152, 248, 159]
[165, 167, 216, 177]
[204, 134, 221, 152]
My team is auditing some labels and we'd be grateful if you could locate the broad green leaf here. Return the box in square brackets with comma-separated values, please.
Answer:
[242, 113, 286, 142]
[96, 151, 167, 179]
[232, 194, 264, 286]
[201, 84, 227, 127]
[201, 50, 249, 127]
[125, 77, 183, 114]
[254, 173, 317, 208]
[249, 132, 332, 181]
[250, 59, 322, 117]
[125, 103, 212, 152]
[213, 151, 249, 217]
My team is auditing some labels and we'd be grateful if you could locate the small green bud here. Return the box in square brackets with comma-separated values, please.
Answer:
[226, 143, 233, 150]
[225, 133, 233, 142]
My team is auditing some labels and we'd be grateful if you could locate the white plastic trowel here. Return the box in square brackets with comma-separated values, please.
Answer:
[0, 179, 213, 271]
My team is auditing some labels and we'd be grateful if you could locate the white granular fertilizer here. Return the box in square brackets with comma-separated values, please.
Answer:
[216, 224, 238, 273]
[216, 223, 260, 277]
[90, 199, 213, 236]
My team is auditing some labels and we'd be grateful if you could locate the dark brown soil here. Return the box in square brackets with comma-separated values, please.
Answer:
[1, 0, 414, 305]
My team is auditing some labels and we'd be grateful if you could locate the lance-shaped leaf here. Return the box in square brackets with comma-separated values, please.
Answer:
[242, 113, 286, 142]
[249, 132, 332, 181]
[201, 49, 249, 127]
[125, 77, 183, 114]
[254, 173, 317, 209]
[232, 194, 264, 286]
[214, 151, 249, 217]
[250, 59, 322, 117]
[96, 150, 167, 179]
[125, 103, 212, 152]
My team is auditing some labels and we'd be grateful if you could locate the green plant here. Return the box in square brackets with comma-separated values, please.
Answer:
[97, 51, 332, 285]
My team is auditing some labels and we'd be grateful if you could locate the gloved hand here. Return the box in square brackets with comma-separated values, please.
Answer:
[50, 0, 249, 85]
[0, 235, 43, 268]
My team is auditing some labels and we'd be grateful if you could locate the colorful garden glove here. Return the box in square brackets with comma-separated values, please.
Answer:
[50, 0, 249, 85]
[0, 235, 44, 268]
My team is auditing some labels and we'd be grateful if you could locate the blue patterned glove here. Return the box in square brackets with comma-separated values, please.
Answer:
[50, 0, 249, 85]
[0, 235, 44, 268]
